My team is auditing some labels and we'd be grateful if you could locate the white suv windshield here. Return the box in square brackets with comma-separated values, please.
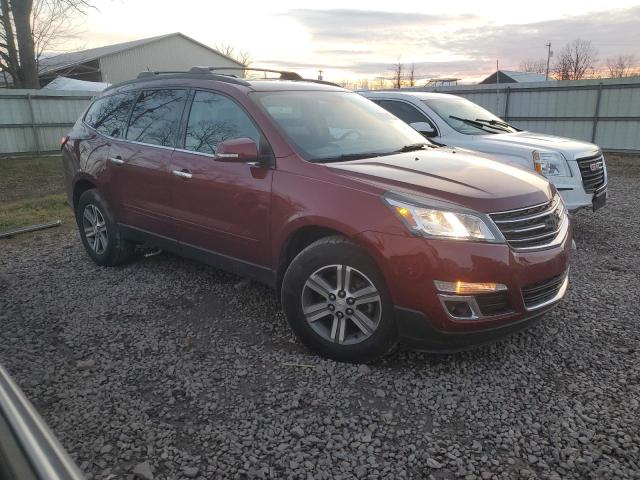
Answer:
[423, 97, 517, 135]
[254, 91, 428, 162]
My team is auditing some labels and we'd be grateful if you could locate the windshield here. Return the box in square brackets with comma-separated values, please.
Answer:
[253, 91, 428, 162]
[423, 97, 517, 135]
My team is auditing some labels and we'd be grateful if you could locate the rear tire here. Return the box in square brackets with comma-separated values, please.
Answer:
[281, 235, 397, 363]
[76, 189, 135, 266]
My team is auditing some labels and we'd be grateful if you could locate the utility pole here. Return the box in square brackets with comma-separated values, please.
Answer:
[496, 59, 500, 113]
[318, 70, 324, 81]
[545, 43, 552, 80]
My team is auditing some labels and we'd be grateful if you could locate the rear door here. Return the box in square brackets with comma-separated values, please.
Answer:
[168, 90, 274, 269]
[108, 88, 189, 242]
[82, 91, 137, 211]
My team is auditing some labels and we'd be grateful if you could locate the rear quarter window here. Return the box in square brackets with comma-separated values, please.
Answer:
[84, 92, 136, 138]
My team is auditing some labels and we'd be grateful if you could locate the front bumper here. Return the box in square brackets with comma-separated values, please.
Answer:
[553, 155, 608, 212]
[558, 184, 607, 212]
[356, 225, 572, 351]
[393, 305, 548, 352]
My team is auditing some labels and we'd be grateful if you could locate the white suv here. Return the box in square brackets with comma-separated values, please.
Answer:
[360, 90, 607, 212]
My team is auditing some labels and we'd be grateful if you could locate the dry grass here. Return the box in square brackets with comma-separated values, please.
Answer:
[0, 155, 65, 203]
[0, 194, 73, 232]
[0, 155, 71, 232]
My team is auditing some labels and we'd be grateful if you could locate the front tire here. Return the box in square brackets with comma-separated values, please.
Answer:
[281, 236, 397, 363]
[76, 189, 135, 266]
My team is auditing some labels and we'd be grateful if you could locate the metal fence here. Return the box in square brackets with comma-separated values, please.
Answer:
[0, 89, 93, 156]
[402, 76, 640, 153]
[2, 77, 640, 155]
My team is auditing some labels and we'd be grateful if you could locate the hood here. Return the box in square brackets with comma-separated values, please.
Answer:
[329, 148, 553, 213]
[479, 131, 599, 158]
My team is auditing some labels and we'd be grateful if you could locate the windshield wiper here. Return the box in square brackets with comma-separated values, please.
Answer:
[313, 152, 385, 163]
[474, 118, 520, 131]
[449, 115, 511, 133]
[395, 143, 429, 152]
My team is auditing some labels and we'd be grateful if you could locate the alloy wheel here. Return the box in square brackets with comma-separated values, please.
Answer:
[82, 204, 108, 255]
[301, 264, 382, 345]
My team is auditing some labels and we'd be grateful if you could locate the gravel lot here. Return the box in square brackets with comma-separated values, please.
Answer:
[1, 154, 639, 480]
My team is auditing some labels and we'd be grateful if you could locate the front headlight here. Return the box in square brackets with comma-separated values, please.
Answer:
[532, 150, 571, 177]
[385, 198, 499, 242]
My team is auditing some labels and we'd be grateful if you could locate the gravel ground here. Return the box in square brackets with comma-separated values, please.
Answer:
[1, 154, 639, 480]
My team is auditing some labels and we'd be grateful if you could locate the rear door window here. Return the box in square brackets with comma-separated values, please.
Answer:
[84, 92, 135, 138]
[184, 91, 260, 155]
[126, 89, 188, 147]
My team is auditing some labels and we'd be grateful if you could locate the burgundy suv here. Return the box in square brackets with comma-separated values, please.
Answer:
[62, 68, 572, 362]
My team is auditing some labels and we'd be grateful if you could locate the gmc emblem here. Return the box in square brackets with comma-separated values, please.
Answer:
[590, 161, 603, 171]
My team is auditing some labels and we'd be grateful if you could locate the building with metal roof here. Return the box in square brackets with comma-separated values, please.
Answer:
[479, 70, 549, 84]
[36, 32, 245, 86]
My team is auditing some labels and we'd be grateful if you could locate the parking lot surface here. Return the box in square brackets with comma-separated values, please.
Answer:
[1, 155, 639, 480]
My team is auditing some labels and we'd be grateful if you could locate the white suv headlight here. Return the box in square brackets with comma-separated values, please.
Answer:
[532, 150, 571, 177]
[385, 198, 501, 242]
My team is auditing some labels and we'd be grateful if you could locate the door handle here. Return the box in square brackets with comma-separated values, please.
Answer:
[172, 169, 193, 179]
[109, 156, 124, 165]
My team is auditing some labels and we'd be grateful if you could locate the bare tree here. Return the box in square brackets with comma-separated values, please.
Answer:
[392, 59, 403, 89]
[214, 43, 251, 67]
[373, 76, 388, 90]
[1, 0, 93, 88]
[356, 78, 369, 90]
[32, 0, 85, 63]
[236, 50, 251, 67]
[552, 39, 598, 80]
[408, 63, 416, 86]
[519, 58, 547, 73]
[606, 54, 636, 78]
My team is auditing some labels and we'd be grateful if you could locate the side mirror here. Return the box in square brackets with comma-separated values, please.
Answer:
[409, 121, 436, 138]
[215, 138, 259, 164]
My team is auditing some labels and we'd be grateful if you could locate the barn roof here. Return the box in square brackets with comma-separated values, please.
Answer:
[479, 70, 549, 84]
[38, 32, 244, 75]
[499, 70, 548, 82]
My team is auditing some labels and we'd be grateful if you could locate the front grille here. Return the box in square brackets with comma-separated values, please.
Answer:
[576, 153, 606, 193]
[522, 272, 567, 309]
[476, 291, 512, 316]
[490, 195, 567, 250]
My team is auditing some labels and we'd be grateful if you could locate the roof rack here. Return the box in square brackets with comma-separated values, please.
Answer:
[195, 67, 342, 87]
[135, 69, 250, 86]
[205, 67, 303, 80]
[132, 67, 342, 88]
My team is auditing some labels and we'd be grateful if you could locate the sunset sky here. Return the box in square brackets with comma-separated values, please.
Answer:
[61, 0, 640, 83]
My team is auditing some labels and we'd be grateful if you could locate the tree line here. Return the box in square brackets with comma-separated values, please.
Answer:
[519, 39, 638, 80]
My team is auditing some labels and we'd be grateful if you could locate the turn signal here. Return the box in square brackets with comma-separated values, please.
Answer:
[434, 280, 507, 295]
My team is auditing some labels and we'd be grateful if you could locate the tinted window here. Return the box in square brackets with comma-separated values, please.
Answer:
[84, 93, 135, 138]
[377, 100, 435, 128]
[126, 89, 188, 147]
[185, 91, 260, 155]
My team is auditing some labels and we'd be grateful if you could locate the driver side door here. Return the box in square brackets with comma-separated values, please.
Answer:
[168, 90, 274, 274]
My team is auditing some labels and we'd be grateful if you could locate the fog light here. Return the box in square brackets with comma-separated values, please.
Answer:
[444, 300, 473, 318]
[434, 280, 507, 295]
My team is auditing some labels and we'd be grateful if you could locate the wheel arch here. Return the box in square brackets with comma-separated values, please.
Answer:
[72, 177, 97, 210]
[275, 219, 388, 299]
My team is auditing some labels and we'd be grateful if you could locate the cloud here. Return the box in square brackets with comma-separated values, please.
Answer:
[432, 6, 640, 64]
[277, 6, 640, 80]
[287, 9, 478, 43]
